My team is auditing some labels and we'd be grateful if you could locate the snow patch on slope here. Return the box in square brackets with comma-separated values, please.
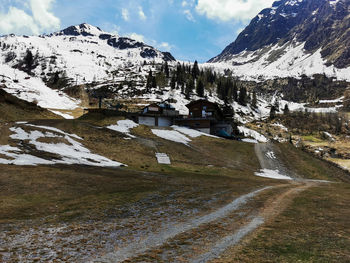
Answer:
[107, 120, 139, 138]
[207, 42, 350, 82]
[152, 126, 218, 145]
[255, 169, 292, 180]
[0, 64, 79, 110]
[238, 126, 268, 143]
[0, 124, 123, 167]
[152, 129, 192, 145]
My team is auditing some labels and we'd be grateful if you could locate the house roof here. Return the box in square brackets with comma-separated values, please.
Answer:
[186, 99, 220, 110]
[143, 102, 175, 110]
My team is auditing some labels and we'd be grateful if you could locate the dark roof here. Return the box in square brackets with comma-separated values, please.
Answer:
[186, 99, 220, 110]
[143, 102, 175, 110]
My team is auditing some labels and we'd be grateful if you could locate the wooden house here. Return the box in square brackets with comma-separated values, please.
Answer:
[138, 102, 180, 127]
[175, 99, 233, 135]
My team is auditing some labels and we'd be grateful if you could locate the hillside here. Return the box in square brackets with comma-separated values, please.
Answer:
[0, 117, 349, 262]
[0, 88, 60, 121]
[208, 0, 350, 81]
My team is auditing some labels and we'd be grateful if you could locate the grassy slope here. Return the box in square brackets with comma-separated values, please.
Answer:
[229, 183, 350, 262]
[1, 116, 349, 261]
[0, 118, 272, 225]
[223, 143, 350, 262]
[0, 88, 60, 122]
[275, 143, 350, 182]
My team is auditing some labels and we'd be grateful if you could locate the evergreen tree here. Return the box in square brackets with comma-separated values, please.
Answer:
[170, 75, 176, 90]
[270, 105, 277, 119]
[233, 81, 238, 101]
[146, 70, 153, 92]
[238, 87, 247, 106]
[164, 61, 170, 78]
[152, 76, 157, 89]
[283, 104, 290, 115]
[252, 91, 257, 109]
[185, 77, 194, 99]
[24, 49, 34, 74]
[192, 60, 200, 79]
[196, 78, 204, 97]
[216, 79, 223, 100]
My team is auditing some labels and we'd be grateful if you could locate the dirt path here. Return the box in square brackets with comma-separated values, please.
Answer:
[93, 182, 318, 263]
[86, 143, 327, 263]
[194, 181, 318, 263]
[254, 142, 297, 178]
[94, 186, 274, 263]
[98, 143, 325, 263]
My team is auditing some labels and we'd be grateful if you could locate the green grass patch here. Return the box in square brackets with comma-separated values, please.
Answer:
[275, 143, 350, 182]
[231, 183, 350, 262]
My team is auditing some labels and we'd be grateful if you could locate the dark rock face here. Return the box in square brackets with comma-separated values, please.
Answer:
[162, 52, 176, 62]
[53, 23, 176, 61]
[140, 48, 158, 59]
[99, 34, 112, 40]
[56, 23, 102, 37]
[211, 0, 350, 68]
[107, 37, 144, 50]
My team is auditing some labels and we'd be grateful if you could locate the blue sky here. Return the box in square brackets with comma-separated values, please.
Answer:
[0, 0, 274, 62]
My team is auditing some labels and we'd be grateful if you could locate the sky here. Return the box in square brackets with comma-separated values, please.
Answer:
[0, 0, 275, 62]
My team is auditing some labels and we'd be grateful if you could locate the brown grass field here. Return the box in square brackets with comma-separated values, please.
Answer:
[0, 116, 349, 262]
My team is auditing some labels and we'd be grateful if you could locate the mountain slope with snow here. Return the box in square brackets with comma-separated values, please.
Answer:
[208, 0, 350, 81]
[0, 23, 177, 117]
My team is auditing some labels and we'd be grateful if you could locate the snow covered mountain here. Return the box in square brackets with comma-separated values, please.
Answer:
[208, 0, 350, 81]
[1, 23, 175, 84]
[0, 22, 344, 123]
[0, 23, 175, 113]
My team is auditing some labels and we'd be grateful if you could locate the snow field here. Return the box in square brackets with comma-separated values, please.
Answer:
[255, 169, 293, 180]
[107, 120, 139, 138]
[0, 124, 124, 167]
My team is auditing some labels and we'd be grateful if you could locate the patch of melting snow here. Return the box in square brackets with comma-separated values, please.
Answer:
[0, 124, 124, 167]
[25, 124, 82, 140]
[107, 120, 139, 138]
[152, 126, 219, 145]
[255, 169, 292, 180]
[172, 126, 218, 139]
[152, 129, 192, 145]
[242, 138, 259, 144]
[49, 110, 75, 119]
[238, 126, 268, 143]
[266, 151, 276, 159]
[271, 123, 288, 131]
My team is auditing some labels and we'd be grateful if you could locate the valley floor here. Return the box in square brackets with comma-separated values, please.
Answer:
[0, 119, 349, 263]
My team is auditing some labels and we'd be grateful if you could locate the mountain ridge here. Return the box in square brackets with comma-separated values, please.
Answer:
[208, 0, 350, 80]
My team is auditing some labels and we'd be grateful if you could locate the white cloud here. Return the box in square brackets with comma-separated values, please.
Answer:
[158, 42, 173, 52]
[182, 0, 195, 7]
[196, 0, 275, 22]
[121, 8, 129, 21]
[30, 0, 59, 29]
[184, 9, 195, 22]
[0, 0, 60, 35]
[127, 32, 174, 52]
[128, 32, 145, 43]
[138, 6, 147, 20]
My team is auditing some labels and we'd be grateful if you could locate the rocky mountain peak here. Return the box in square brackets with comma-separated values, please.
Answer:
[209, 0, 350, 70]
[54, 23, 104, 37]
